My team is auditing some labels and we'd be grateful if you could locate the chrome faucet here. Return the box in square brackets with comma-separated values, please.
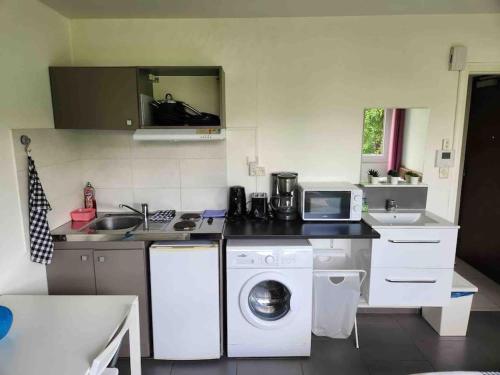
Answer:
[385, 199, 398, 212]
[119, 203, 149, 229]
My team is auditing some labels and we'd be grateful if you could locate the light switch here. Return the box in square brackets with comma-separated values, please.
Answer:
[126, 119, 133, 126]
[442, 138, 451, 150]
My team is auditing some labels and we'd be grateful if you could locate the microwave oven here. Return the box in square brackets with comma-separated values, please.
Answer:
[298, 182, 362, 221]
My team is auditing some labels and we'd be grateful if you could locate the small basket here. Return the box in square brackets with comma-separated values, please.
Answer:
[71, 208, 96, 222]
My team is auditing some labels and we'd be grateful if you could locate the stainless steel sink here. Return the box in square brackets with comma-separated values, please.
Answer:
[88, 215, 143, 231]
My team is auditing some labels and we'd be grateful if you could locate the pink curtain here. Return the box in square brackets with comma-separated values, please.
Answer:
[387, 109, 406, 172]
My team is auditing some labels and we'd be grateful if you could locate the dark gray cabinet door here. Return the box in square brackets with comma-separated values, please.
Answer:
[49, 67, 140, 130]
[46, 250, 96, 295]
[94, 250, 150, 356]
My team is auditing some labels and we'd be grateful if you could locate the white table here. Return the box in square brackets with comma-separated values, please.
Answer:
[0, 295, 141, 375]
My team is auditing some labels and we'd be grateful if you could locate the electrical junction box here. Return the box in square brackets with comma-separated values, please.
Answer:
[449, 46, 467, 71]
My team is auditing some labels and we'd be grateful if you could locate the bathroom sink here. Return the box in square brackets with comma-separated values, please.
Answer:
[87, 215, 142, 231]
[367, 212, 437, 225]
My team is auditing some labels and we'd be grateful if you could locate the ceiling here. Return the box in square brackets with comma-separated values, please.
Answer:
[39, 0, 500, 19]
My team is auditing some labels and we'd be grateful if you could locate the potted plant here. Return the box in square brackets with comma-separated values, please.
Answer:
[388, 170, 400, 185]
[406, 171, 420, 185]
[368, 169, 381, 184]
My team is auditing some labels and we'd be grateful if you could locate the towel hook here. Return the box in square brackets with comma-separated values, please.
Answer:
[20, 135, 31, 154]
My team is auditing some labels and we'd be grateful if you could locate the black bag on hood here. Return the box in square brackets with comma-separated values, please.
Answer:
[150, 93, 220, 126]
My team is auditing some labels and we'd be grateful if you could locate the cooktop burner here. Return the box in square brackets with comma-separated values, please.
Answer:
[180, 213, 201, 221]
[173, 220, 197, 231]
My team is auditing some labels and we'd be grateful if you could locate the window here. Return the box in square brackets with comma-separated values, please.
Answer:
[362, 108, 385, 155]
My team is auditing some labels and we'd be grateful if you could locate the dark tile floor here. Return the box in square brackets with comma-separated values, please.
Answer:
[117, 312, 500, 375]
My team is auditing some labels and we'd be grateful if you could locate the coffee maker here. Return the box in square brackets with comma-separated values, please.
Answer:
[270, 172, 299, 221]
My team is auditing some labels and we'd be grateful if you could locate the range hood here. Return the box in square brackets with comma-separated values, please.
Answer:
[133, 128, 225, 141]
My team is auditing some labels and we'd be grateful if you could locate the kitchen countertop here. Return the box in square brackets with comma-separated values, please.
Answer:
[52, 213, 381, 242]
[223, 217, 380, 239]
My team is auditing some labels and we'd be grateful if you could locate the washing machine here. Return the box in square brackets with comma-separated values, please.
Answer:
[226, 239, 313, 357]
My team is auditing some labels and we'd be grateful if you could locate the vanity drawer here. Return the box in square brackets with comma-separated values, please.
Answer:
[368, 267, 453, 306]
[371, 228, 458, 268]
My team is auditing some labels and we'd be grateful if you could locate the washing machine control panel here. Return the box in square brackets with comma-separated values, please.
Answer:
[227, 247, 312, 268]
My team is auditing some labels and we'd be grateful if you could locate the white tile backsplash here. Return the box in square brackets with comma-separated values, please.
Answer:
[37, 161, 82, 200]
[78, 130, 133, 160]
[181, 187, 228, 211]
[11, 129, 228, 227]
[132, 139, 226, 159]
[46, 190, 83, 228]
[82, 159, 133, 189]
[180, 159, 227, 188]
[132, 159, 180, 188]
[133, 188, 181, 211]
[94, 188, 135, 211]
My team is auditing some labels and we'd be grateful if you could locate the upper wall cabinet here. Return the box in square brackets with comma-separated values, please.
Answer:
[49, 66, 225, 131]
[136, 66, 225, 129]
[49, 67, 142, 130]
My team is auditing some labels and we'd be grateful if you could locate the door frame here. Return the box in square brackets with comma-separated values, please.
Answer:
[449, 63, 500, 223]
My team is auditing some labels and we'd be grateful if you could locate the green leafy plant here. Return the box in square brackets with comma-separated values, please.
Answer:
[368, 169, 380, 177]
[406, 171, 419, 178]
[388, 170, 399, 177]
[362, 108, 384, 155]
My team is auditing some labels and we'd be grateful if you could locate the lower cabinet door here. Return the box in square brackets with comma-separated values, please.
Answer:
[368, 267, 453, 307]
[46, 250, 96, 295]
[94, 249, 150, 357]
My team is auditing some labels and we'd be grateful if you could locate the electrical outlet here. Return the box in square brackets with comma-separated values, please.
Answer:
[439, 167, 449, 179]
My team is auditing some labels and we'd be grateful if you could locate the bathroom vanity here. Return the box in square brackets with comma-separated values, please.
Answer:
[361, 210, 459, 306]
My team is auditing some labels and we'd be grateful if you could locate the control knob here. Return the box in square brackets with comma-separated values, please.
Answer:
[265, 255, 275, 264]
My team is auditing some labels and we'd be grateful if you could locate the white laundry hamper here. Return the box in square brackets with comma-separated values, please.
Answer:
[312, 249, 367, 342]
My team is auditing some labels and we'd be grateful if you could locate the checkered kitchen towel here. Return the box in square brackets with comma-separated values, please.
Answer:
[28, 155, 54, 265]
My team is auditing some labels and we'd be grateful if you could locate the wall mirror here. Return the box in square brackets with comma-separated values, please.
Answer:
[360, 107, 430, 184]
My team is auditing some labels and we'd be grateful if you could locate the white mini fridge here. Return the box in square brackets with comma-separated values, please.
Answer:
[149, 241, 221, 360]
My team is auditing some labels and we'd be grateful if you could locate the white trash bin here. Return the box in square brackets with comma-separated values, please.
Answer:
[422, 272, 478, 336]
[312, 249, 366, 342]
[312, 270, 362, 338]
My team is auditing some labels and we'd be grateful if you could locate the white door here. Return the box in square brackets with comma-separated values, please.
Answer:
[239, 272, 298, 329]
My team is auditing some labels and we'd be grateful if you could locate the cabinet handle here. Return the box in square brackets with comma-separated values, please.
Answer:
[81, 255, 88, 262]
[385, 278, 437, 284]
[98, 256, 106, 263]
[388, 240, 440, 244]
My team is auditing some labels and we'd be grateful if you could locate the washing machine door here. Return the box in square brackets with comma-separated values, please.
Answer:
[239, 272, 296, 329]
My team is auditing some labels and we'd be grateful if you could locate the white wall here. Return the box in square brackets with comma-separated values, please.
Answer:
[70, 14, 500, 219]
[401, 108, 430, 173]
[0, 0, 72, 294]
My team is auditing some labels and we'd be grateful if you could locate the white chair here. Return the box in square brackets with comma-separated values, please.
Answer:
[88, 307, 132, 375]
